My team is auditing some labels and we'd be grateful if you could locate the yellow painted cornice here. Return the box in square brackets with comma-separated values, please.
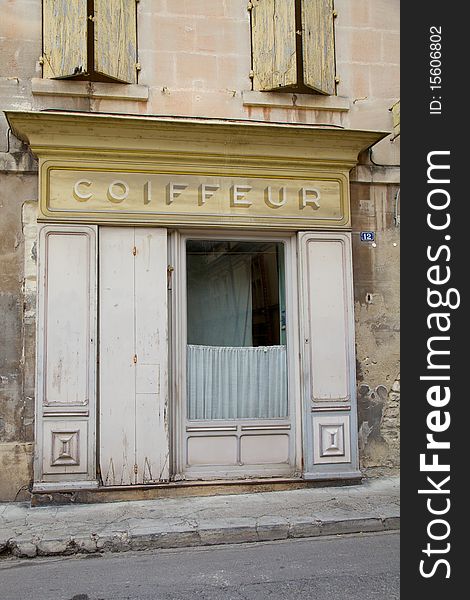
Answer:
[4, 111, 389, 229]
[5, 110, 387, 169]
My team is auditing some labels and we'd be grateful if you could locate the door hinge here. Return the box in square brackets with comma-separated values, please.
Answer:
[247, 1, 253, 10]
[135, 62, 141, 72]
[134, 464, 138, 474]
[167, 265, 174, 290]
[132, 246, 137, 256]
[133, 354, 137, 364]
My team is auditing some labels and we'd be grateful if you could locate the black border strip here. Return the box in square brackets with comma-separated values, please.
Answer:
[401, 1, 466, 593]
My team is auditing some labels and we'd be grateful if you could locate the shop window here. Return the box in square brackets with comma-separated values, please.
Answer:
[42, 0, 138, 83]
[250, 0, 336, 95]
[186, 240, 288, 421]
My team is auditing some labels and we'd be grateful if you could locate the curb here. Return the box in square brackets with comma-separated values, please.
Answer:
[2, 515, 400, 559]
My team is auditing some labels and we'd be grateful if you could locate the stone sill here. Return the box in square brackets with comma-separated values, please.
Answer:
[31, 78, 149, 101]
[242, 90, 350, 112]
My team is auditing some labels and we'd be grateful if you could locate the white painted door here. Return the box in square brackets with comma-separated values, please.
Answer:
[179, 235, 297, 480]
[99, 227, 169, 485]
[298, 232, 360, 478]
[35, 225, 97, 487]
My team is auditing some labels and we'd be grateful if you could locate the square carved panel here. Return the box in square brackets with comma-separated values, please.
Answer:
[51, 430, 80, 466]
[320, 424, 345, 457]
[313, 415, 351, 464]
[43, 420, 88, 475]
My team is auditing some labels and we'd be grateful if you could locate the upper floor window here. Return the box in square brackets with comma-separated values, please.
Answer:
[250, 0, 336, 95]
[42, 0, 138, 84]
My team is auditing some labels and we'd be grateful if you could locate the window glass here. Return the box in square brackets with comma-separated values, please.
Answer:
[186, 240, 288, 420]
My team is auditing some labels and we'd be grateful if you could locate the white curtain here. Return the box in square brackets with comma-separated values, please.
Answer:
[187, 345, 288, 420]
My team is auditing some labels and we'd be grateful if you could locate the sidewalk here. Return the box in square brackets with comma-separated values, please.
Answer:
[0, 477, 399, 558]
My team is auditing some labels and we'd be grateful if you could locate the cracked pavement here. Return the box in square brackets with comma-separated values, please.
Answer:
[0, 476, 399, 558]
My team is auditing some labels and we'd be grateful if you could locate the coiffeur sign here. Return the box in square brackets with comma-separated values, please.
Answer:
[42, 168, 348, 229]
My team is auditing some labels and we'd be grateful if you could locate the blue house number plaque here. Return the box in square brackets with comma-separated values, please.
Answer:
[360, 231, 375, 242]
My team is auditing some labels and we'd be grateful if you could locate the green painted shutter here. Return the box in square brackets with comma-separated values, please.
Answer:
[42, 0, 88, 79]
[94, 0, 137, 83]
[251, 0, 297, 91]
[301, 0, 336, 94]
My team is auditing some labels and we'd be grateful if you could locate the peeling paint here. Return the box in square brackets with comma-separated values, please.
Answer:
[351, 182, 399, 472]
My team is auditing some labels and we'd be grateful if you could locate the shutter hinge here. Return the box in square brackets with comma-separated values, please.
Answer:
[333, 10, 338, 18]
[134, 464, 138, 474]
[247, 1, 253, 10]
[38, 56, 44, 65]
[249, 70, 254, 79]
[132, 246, 137, 256]
[335, 76, 340, 84]
[88, 15, 96, 22]
[135, 62, 141, 71]
[133, 354, 137, 364]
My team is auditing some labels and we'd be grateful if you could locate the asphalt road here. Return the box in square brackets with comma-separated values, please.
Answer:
[0, 531, 399, 600]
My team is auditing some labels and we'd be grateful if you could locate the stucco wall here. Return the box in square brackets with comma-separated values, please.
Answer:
[350, 181, 400, 474]
[0, 174, 37, 500]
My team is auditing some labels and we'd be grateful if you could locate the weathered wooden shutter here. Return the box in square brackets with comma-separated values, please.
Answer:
[301, 0, 336, 94]
[99, 228, 168, 486]
[94, 0, 137, 83]
[298, 232, 359, 477]
[251, 0, 297, 91]
[391, 100, 400, 138]
[36, 225, 97, 485]
[42, 0, 88, 78]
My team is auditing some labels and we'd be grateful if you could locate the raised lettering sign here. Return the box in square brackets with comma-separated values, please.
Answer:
[43, 168, 348, 229]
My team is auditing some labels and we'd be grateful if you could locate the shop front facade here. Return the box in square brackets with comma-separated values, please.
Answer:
[0, 0, 400, 500]
[6, 111, 384, 491]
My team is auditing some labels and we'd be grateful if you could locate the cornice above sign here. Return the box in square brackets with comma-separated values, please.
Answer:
[5, 111, 387, 229]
